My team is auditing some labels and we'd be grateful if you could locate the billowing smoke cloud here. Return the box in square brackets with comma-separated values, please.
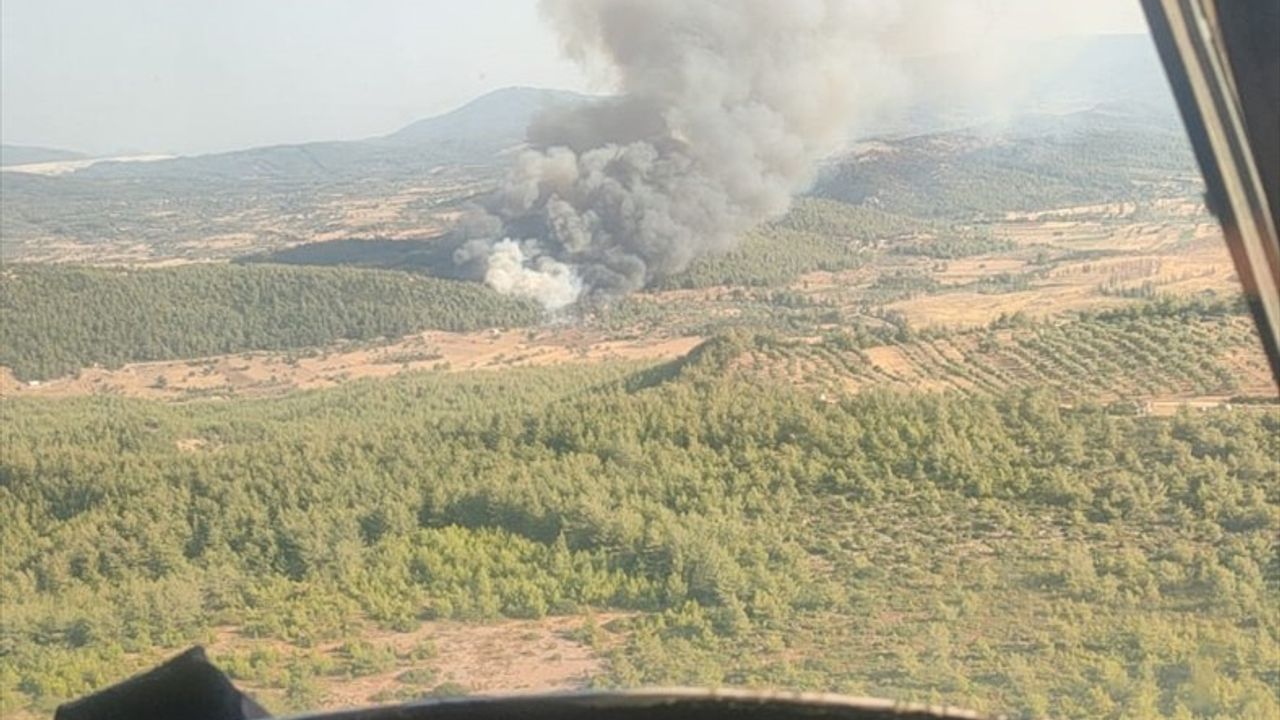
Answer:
[457, 0, 908, 309]
[483, 239, 583, 310]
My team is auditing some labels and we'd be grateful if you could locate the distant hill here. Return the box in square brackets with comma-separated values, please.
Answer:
[77, 87, 594, 185]
[381, 87, 591, 152]
[41, 35, 1175, 184]
[71, 33, 1174, 188]
[236, 114, 1200, 285]
[813, 106, 1198, 219]
[2, 35, 1199, 262]
[0, 144, 88, 167]
[865, 34, 1179, 139]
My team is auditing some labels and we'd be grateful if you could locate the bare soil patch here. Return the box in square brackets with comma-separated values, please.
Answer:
[204, 613, 633, 712]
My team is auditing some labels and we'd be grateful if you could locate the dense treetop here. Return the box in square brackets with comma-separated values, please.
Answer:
[2, 352, 1276, 717]
[0, 263, 540, 381]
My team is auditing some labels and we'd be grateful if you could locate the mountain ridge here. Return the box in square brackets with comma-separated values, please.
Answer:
[12, 34, 1176, 189]
[71, 87, 595, 184]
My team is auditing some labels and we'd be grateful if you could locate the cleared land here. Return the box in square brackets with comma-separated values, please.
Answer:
[884, 206, 1235, 328]
[0, 329, 701, 401]
[209, 613, 631, 711]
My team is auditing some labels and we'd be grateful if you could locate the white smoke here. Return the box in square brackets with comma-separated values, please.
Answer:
[483, 239, 583, 311]
[459, 0, 909, 308]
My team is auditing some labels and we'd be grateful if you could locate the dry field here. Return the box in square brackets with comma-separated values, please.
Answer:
[1, 614, 631, 719]
[5, 239, 186, 267]
[215, 613, 631, 711]
[0, 329, 702, 401]
[886, 204, 1239, 329]
[885, 286, 1127, 328]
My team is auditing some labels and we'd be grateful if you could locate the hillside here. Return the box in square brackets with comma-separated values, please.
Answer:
[0, 87, 600, 264]
[728, 301, 1271, 402]
[73, 88, 594, 185]
[381, 87, 592, 152]
[0, 264, 539, 381]
[3, 352, 1276, 717]
[813, 115, 1199, 219]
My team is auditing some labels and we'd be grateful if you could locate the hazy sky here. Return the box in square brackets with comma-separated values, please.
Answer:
[1, 0, 1147, 156]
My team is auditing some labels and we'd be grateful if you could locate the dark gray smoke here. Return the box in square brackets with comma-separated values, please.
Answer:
[457, 0, 906, 309]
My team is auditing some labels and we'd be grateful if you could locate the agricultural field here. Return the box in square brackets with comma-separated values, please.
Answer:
[0, 328, 702, 401]
[736, 302, 1274, 402]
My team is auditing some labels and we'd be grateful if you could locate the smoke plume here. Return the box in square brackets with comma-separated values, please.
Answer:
[457, 0, 906, 309]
